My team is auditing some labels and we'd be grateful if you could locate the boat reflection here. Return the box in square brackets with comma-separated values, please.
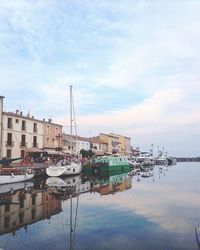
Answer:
[84, 172, 132, 195]
[0, 172, 131, 238]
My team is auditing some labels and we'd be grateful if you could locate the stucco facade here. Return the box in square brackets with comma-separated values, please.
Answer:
[43, 119, 62, 151]
[98, 133, 120, 154]
[2, 111, 44, 159]
[0, 96, 4, 158]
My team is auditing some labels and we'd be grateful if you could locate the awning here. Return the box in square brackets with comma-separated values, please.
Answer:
[26, 148, 43, 153]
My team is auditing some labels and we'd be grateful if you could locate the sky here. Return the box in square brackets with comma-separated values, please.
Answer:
[0, 0, 200, 157]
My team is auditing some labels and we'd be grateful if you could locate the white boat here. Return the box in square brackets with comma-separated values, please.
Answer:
[141, 171, 153, 178]
[46, 175, 90, 194]
[46, 161, 82, 177]
[0, 167, 34, 185]
[136, 152, 155, 167]
[46, 85, 82, 177]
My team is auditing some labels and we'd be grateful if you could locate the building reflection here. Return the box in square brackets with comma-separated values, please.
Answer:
[0, 181, 62, 236]
[0, 172, 131, 236]
[85, 172, 132, 195]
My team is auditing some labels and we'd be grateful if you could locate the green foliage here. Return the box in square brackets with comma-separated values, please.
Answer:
[80, 149, 95, 158]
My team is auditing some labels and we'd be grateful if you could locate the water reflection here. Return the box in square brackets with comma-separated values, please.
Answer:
[0, 164, 200, 250]
[0, 171, 131, 239]
[0, 179, 62, 236]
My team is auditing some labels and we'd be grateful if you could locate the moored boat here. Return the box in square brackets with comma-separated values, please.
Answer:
[46, 160, 82, 177]
[46, 85, 82, 177]
[0, 167, 34, 185]
[83, 155, 131, 175]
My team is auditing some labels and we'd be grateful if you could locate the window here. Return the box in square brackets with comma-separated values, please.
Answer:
[4, 217, 10, 229]
[22, 120, 26, 131]
[16, 119, 19, 123]
[7, 117, 12, 129]
[5, 203, 10, 212]
[33, 136, 37, 147]
[19, 196, 24, 208]
[47, 137, 50, 146]
[33, 123, 37, 132]
[6, 149, 12, 158]
[7, 133, 12, 146]
[47, 126, 50, 136]
[19, 212, 24, 224]
[21, 150, 25, 158]
[21, 134, 26, 147]
[32, 194, 36, 205]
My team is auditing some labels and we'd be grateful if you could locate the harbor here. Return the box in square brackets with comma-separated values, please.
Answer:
[0, 162, 199, 250]
[0, 1, 200, 250]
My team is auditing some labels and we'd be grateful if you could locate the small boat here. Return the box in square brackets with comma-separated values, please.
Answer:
[0, 167, 34, 185]
[46, 175, 90, 194]
[46, 85, 82, 177]
[141, 171, 153, 178]
[0, 158, 34, 185]
[46, 160, 82, 177]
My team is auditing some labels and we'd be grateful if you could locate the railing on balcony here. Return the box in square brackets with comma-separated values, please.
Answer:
[32, 143, 39, 148]
[20, 142, 28, 148]
[5, 141, 14, 147]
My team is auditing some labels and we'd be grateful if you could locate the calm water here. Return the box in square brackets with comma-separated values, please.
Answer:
[0, 162, 200, 250]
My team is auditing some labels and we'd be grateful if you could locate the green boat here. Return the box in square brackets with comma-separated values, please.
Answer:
[83, 156, 131, 176]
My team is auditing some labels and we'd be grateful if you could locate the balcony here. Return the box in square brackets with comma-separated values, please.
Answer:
[32, 143, 39, 148]
[20, 142, 28, 148]
[6, 141, 14, 147]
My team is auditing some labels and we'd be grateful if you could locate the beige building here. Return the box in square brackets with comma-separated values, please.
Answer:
[0, 96, 4, 159]
[110, 133, 132, 156]
[98, 133, 120, 154]
[2, 111, 44, 159]
[90, 136, 108, 156]
[98, 133, 132, 156]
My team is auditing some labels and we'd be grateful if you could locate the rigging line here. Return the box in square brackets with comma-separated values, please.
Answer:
[70, 193, 73, 250]
[72, 195, 79, 250]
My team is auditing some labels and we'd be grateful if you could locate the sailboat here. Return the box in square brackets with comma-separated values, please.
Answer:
[46, 85, 82, 177]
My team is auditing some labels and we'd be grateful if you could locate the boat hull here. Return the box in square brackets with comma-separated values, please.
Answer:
[46, 163, 82, 177]
[0, 173, 34, 185]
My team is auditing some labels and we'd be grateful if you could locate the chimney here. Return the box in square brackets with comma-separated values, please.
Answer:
[20, 111, 23, 116]
[16, 109, 19, 115]
[48, 118, 52, 123]
[27, 110, 30, 117]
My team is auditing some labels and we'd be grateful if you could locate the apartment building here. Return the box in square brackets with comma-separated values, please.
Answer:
[43, 119, 62, 153]
[110, 133, 132, 156]
[2, 110, 44, 159]
[62, 134, 90, 154]
[98, 133, 132, 156]
[98, 133, 120, 154]
[0, 96, 4, 158]
[90, 136, 108, 156]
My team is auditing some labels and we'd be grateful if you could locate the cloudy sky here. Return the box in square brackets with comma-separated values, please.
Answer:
[0, 0, 200, 157]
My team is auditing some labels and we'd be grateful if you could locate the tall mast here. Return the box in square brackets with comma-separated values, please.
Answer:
[70, 85, 73, 153]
